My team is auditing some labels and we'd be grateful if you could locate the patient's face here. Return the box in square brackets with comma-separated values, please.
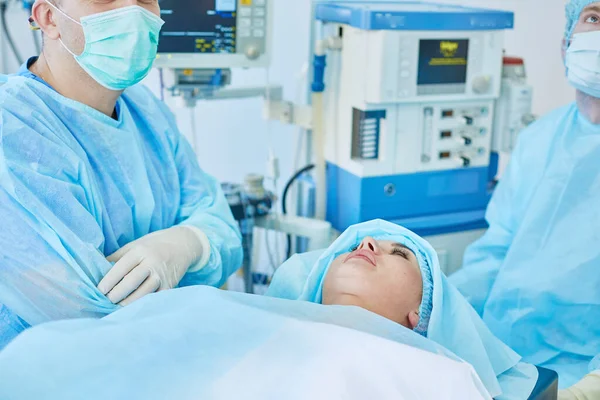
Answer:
[322, 236, 423, 330]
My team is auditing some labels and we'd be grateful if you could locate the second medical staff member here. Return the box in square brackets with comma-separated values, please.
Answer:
[0, 0, 242, 349]
[451, 0, 600, 390]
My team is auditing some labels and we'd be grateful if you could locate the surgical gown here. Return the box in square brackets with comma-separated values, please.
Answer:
[0, 73, 242, 349]
[451, 103, 600, 387]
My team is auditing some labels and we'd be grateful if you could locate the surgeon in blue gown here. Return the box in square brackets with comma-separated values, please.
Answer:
[0, 0, 242, 349]
[450, 0, 600, 393]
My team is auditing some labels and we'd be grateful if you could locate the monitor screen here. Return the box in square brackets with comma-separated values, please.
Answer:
[417, 39, 469, 86]
[158, 0, 237, 54]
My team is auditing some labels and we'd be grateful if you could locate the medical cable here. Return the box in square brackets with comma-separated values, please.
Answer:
[1, 2, 24, 65]
[282, 164, 315, 259]
[289, 62, 309, 256]
[189, 108, 198, 153]
[264, 229, 278, 273]
[158, 68, 165, 102]
[264, 67, 283, 268]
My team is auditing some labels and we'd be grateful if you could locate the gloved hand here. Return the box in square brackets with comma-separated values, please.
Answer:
[559, 371, 600, 400]
[98, 226, 210, 306]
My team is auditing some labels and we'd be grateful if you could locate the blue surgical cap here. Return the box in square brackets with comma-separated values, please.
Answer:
[565, 0, 600, 39]
[400, 238, 434, 336]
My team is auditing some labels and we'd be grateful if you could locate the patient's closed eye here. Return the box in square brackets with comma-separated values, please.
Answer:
[391, 247, 410, 260]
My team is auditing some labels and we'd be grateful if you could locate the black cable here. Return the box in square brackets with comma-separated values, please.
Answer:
[1, 3, 24, 65]
[282, 164, 315, 259]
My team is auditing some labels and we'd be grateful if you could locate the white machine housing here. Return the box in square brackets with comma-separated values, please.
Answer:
[492, 57, 534, 153]
[314, 2, 515, 273]
[324, 26, 505, 178]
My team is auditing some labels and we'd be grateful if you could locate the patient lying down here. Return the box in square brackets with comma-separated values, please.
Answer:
[322, 236, 429, 334]
[268, 220, 435, 338]
[267, 219, 538, 399]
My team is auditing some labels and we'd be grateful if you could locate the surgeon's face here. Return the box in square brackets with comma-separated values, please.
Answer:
[572, 3, 600, 36]
[322, 236, 423, 330]
[51, 0, 161, 55]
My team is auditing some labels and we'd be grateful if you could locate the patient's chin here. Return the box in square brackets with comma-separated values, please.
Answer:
[322, 291, 366, 308]
[322, 293, 408, 327]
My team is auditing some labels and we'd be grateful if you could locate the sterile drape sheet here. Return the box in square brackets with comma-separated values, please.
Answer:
[0, 286, 490, 400]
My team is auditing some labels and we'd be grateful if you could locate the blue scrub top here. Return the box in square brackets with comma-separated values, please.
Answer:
[16, 57, 121, 117]
[16, 57, 49, 88]
[0, 58, 76, 345]
[0, 57, 243, 351]
[0, 58, 45, 346]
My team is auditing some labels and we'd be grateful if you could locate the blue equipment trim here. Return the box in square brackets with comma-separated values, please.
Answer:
[211, 69, 224, 86]
[315, 1, 514, 31]
[312, 55, 327, 93]
[392, 210, 488, 237]
[489, 151, 499, 182]
[326, 162, 492, 235]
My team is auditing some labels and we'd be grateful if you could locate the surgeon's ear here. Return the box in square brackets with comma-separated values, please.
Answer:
[32, 1, 60, 40]
[408, 310, 420, 330]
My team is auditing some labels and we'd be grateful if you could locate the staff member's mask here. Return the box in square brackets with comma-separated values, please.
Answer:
[46, 1, 164, 91]
[566, 30, 600, 98]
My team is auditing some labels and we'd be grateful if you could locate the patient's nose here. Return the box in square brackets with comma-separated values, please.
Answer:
[359, 236, 380, 253]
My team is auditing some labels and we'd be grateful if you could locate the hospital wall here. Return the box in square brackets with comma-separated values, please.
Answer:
[0, 0, 575, 193]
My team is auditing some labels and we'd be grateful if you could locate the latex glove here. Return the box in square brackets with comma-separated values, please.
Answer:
[559, 371, 600, 400]
[98, 226, 210, 306]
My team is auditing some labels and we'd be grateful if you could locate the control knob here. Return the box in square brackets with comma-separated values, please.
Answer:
[472, 75, 492, 94]
[245, 46, 260, 60]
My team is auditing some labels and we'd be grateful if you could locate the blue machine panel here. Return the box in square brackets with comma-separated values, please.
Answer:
[326, 163, 491, 236]
[315, 1, 514, 31]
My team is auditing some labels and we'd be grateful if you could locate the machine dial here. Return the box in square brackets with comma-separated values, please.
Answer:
[245, 46, 260, 60]
[462, 115, 474, 125]
[459, 156, 471, 167]
[472, 75, 492, 94]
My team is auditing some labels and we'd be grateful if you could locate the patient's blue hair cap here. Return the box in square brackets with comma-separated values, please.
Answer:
[411, 244, 434, 336]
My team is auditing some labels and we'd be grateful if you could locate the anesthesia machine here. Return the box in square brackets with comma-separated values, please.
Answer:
[303, 2, 534, 272]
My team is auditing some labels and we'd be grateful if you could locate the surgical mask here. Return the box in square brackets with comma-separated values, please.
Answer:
[46, 2, 164, 91]
[566, 30, 600, 98]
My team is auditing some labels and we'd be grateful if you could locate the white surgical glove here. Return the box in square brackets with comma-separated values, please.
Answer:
[98, 226, 210, 306]
[559, 371, 600, 400]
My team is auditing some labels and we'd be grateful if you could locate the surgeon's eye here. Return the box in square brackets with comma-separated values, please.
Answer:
[391, 247, 410, 260]
[584, 13, 600, 23]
